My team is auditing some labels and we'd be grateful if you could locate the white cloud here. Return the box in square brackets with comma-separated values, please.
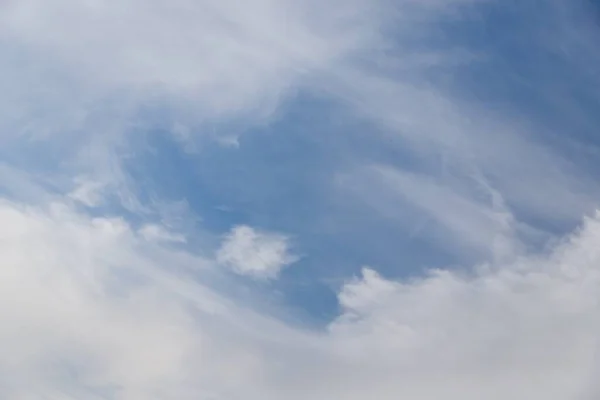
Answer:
[325, 219, 600, 399]
[216, 225, 296, 279]
[138, 224, 186, 243]
[0, 200, 197, 398]
[0, 196, 598, 399]
[338, 164, 525, 261]
[0, 0, 382, 125]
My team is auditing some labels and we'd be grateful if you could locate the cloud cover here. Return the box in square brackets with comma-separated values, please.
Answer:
[0, 195, 598, 399]
[1, 0, 600, 399]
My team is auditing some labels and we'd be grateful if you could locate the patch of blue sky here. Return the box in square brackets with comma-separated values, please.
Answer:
[440, 0, 600, 232]
[361, 0, 600, 233]
[124, 89, 464, 321]
[443, 0, 600, 140]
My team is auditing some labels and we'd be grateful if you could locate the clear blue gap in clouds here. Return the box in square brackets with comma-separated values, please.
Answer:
[124, 90, 462, 322]
[448, 0, 600, 155]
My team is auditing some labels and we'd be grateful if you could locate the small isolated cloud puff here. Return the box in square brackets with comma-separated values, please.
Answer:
[216, 225, 297, 279]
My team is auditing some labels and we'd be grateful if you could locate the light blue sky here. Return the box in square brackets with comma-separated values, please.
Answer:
[2, 0, 600, 398]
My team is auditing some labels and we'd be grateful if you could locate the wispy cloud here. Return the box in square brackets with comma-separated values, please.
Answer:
[338, 164, 521, 261]
[0, 0, 392, 212]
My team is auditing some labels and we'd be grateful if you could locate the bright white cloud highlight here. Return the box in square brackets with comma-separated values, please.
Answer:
[217, 225, 296, 279]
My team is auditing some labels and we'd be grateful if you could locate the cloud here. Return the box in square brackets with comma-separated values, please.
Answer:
[338, 164, 522, 261]
[0, 200, 197, 398]
[0, 0, 383, 126]
[0, 196, 598, 399]
[325, 217, 600, 399]
[138, 224, 186, 243]
[217, 225, 296, 279]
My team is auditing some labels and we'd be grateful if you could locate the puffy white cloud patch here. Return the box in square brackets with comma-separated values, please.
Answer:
[217, 225, 296, 279]
[0, 201, 198, 399]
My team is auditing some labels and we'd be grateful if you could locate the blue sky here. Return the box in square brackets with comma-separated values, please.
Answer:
[1, 0, 600, 398]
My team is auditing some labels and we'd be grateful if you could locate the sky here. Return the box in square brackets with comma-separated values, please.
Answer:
[1, 0, 600, 399]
